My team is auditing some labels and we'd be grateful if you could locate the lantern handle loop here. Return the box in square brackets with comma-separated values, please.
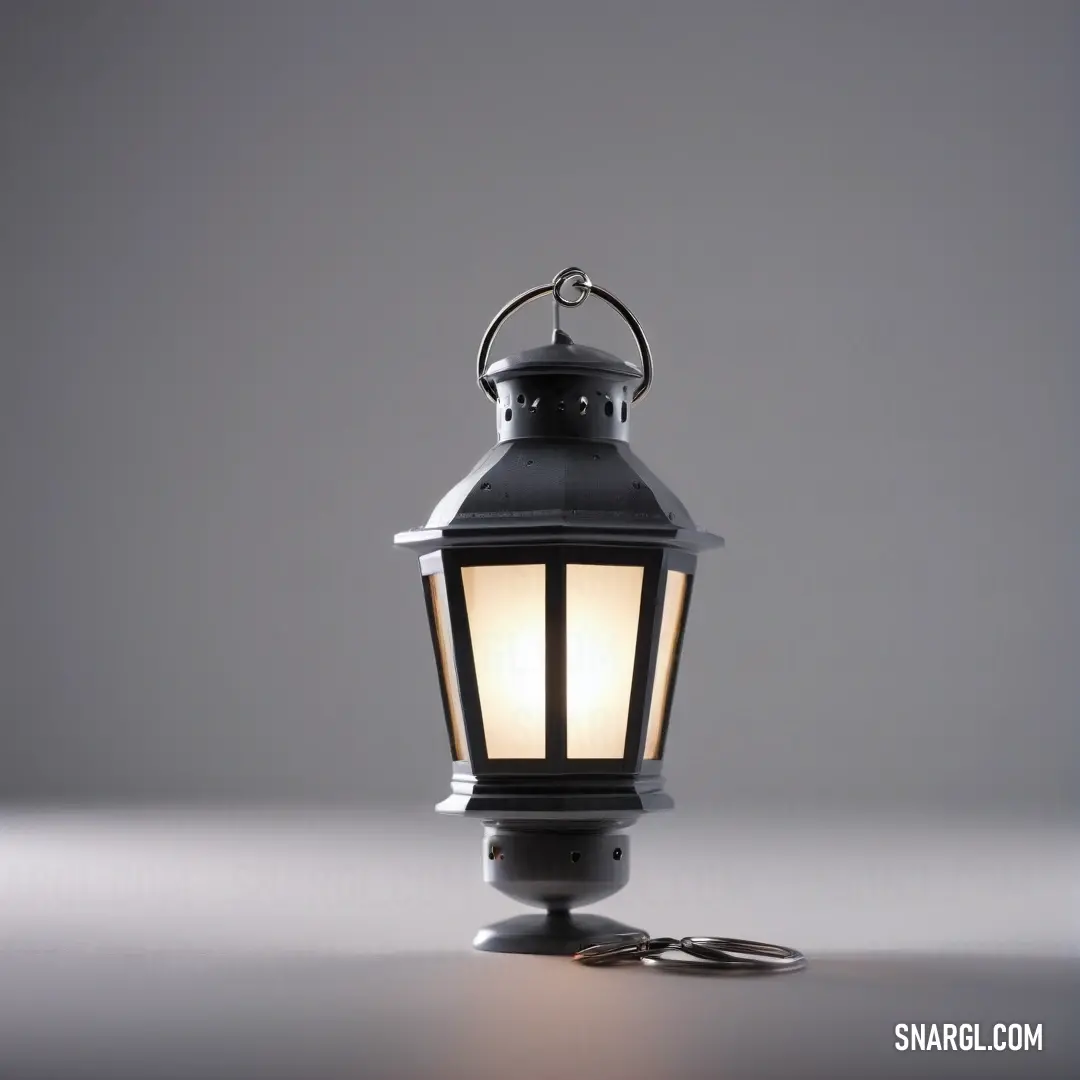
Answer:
[476, 267, 654, 405]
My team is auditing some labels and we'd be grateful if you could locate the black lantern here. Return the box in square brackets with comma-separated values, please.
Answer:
[395, 268, 723, 954]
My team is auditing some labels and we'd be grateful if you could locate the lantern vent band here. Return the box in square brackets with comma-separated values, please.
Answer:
[477, 267, 654, 405]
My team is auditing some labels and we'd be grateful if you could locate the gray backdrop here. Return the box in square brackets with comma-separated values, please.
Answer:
[2, 0, 1077, 817]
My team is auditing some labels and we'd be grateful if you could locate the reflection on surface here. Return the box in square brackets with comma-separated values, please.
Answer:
[1, 948, 1076, 1080]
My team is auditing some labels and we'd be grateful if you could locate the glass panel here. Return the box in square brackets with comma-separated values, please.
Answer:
[565, 563, 644, 759]
[462, 563, 546, 759]
[644, 570, 689, 760]
[427, 573, 468, 761]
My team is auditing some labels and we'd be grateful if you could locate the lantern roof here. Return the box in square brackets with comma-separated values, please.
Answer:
[394, 433, 723, 555]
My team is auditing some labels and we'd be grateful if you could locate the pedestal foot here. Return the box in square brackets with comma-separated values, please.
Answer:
[472, 911, 646, 955]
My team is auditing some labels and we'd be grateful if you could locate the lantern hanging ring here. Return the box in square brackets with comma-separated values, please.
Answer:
[476, 266, 654, 405]
[552, 265, 592, 309]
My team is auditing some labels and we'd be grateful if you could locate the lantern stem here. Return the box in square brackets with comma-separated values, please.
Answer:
[470, 823, 639, 954]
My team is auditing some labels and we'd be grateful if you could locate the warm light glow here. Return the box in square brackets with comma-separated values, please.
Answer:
[565, 563, 644, 758]
[644, 570, 689, 760]
[427, 573, 468, 760]
[462, 563, 546, 758]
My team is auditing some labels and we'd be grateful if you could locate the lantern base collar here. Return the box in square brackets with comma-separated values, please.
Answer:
[437, 764, 674, 819]
[472, 911, 646, 956]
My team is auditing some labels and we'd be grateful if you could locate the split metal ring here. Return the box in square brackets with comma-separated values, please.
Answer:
[573, 935, 675, 966]
[552, 266, 592, 307]
[644, 937, 807, 973]
[573, 934, 807, 975]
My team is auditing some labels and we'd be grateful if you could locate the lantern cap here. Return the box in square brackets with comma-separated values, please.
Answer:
[483, 339, 645, 387]
[477, 267, 653, 403]
[483, 332, 647, 443]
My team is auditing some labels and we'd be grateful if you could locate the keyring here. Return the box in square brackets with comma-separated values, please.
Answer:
[678, 936, 806, 969]
[573, 933, 808, 975]
[645, 937, 807, 973]
[573, 935, 677, 966]
[476, 267, 654, 405]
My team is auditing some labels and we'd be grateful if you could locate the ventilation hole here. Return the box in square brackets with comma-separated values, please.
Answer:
[570, 851, 582, 864]
[604, 400, 614, 417]
[578, 397, 588, 414]
[592, 453, 600, 460]
[526, 459, 533, 466]
[632, 480, 642, 490]
[480, 481, 492, 490]
[621, 401, 628, 422]
[504, 408, 512, 422]
[612, 848, 623, 861]
[529, 397, 540, 413]
[516, 394, 526, 405]
[596, 389, 603, 396]
[623, 385, 628, 394]
[668, 511, 676, 520]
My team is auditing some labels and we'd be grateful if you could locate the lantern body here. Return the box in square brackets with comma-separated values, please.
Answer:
[420, 542, 695, 792]
[396, 330, 721, 952]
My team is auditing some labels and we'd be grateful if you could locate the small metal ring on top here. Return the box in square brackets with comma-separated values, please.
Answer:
[553, 266, 592, 308]
[476, 267, 654, 405]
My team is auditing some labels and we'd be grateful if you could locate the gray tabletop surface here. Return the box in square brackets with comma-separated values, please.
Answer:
[2, 809, 1076, 1080]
